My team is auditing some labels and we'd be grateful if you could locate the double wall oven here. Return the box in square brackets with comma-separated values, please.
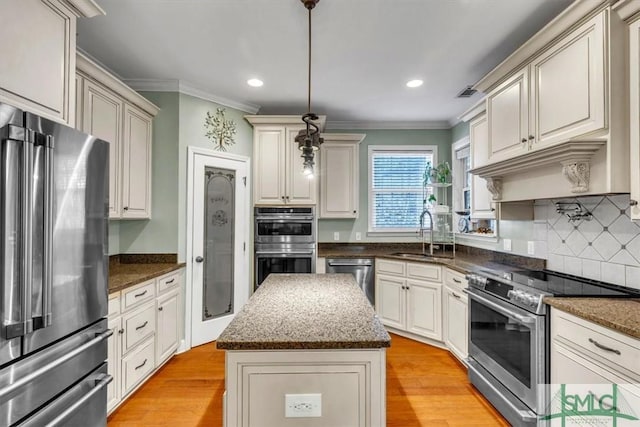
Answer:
[465, 267, 640, 426]
[254, 207, 316, 289]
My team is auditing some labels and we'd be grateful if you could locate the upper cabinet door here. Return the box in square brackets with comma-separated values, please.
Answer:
[319, 141, 359, 218]
[530, 11, 606, 149]
[0, 0, 76, 124]
[469, 114, 494, 219]
[121, 104, 152, 219]
[487, 68, 529, 163]
[82, 80, 123, 219]
[286, 126, 317, 205]
[630, 17, 640, 221]
[253, 126, 286, 205]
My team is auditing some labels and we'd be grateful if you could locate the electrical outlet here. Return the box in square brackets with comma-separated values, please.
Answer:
[527, 241, 535, 255]
[355, 232, 362, 241]
[285, 393, 322, 418]
[503, 238, 512, 251]
[333, 232, 340, 241]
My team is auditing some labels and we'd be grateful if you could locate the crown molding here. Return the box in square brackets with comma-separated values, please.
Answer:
[325, 120, 451, 130]
[123, 79, 260, 114]
[320, 133, 366, 144]
[458, 98, 487, 123]
[63, 0, 105, 18]
[244, 115, 326, 130]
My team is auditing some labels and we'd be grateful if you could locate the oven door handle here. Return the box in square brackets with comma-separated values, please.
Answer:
[256, 217, 314, 222]
[255, 251, 315, 256]
[464, 289, 536, 324]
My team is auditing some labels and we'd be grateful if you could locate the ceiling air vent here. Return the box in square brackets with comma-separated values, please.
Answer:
[457, 85, 477, 98]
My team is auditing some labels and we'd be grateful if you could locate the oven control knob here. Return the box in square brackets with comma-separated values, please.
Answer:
[524, 295, 539, 307]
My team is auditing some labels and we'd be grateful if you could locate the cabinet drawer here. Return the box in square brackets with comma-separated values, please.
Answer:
[122, 337, 155, 396]
[157, 271, 180, 294]
[108, 294, 120, 317]
[122, 280, 155, 311]
[376, 259, 405, 277]
[123, 303, 156, 353]
[445, 269, 467, 291]
[552, 310, 640, 379]
[407, 263, 441, 282]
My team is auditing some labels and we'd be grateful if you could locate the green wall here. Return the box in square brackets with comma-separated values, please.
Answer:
[451, 120, 469, 143]
[318, 129, 452, 242]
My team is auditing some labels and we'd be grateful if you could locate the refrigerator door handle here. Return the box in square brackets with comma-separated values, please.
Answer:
[23, 132, 34, 335]
[0, 329, 113, 400]
[42, 136, 54, 328]
[43, 373, 113, 427]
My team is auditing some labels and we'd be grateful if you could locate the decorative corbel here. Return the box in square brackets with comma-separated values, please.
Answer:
[561, 160, 590, 193]
[485, 177, 503, 201]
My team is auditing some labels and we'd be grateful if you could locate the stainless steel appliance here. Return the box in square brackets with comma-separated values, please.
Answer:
[326, 258, 374, 305]
[254, 207, 316, 289]
[0, 102, 111, 426]
[465, 266, 640, 427]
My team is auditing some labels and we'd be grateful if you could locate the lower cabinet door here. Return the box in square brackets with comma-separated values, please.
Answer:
[444, 286, 468, 361]
[375, 275, 405, 330]
[122, 337, 156, 396]
[107, 316, 122, 413]
[156, 290, 180, 365]
[406, 279, 442, 341]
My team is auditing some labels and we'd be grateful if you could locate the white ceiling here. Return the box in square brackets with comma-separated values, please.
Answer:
[77, 0, 573, 128]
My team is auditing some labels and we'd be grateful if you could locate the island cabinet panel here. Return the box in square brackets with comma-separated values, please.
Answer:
[224, 350, 386, 427]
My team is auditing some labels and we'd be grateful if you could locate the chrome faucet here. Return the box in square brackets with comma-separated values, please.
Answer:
[418, 208, 434, 256]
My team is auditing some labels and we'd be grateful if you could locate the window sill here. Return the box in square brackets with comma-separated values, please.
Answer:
[455, 232, 499, 243]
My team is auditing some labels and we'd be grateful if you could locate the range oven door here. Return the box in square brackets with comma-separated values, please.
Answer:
[254, 244, 316, 289]
[254, 218, 315, 244]
[467, 288, 546, 413]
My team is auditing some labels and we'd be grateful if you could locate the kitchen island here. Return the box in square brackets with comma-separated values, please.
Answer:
[217, 273, 391, 427]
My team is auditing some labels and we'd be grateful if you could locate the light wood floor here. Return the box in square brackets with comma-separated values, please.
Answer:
[108, 334, 508, 426]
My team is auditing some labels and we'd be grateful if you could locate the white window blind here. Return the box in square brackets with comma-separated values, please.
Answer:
[369, 147, 434, 232]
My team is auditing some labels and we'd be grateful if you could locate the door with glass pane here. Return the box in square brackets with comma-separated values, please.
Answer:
[190, 150, 249, 347]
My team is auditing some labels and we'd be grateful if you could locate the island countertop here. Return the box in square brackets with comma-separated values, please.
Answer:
[216, 274, 391, 350]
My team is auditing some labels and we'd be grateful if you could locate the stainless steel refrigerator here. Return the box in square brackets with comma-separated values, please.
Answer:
[0, 102, 111, 426]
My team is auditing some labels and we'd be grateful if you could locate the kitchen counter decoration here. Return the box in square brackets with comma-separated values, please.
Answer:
[204, 107, 236, 151]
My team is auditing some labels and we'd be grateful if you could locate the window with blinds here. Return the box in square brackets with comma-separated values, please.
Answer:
[369, 147, 434, 232]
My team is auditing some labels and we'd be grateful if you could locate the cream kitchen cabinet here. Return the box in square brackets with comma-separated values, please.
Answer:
[0, 0, 103, 126]
[107, 268, 184, 415]
[550, 308, 640, 404]
[486, 10, 606, 166]
[76, 52, 158, 219]
[443, 269, 468, 363]
[375, 259, 442, 342]
[627, 8, 640, 220]
[319, 134, 364, 218]
[469, 113, 495, 219]
[246, 115, 326, 205]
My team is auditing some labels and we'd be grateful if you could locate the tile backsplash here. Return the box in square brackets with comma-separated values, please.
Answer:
[534, 195, 640, 290]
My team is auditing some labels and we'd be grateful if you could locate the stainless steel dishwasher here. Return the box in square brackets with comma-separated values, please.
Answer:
[326, 258, 375, 305]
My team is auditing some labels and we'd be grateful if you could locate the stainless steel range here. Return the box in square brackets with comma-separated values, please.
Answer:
[465, 266, 640, 427]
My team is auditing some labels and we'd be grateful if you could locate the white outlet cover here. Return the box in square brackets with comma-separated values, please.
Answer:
[285, 393, 322, 418]
[527, 241, 535, 255]
[503, 238, 512, 251]
[355, 232, 362, 241]
[333, 232, 340, 241]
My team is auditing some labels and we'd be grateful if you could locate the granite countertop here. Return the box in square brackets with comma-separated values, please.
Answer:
[216, 274, 391, 350]
[318, 243, 544, 275]
[109, 254, 186, 293]
[545, 297, 640, 340]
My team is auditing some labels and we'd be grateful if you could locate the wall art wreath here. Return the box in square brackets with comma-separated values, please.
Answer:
[204, 108, 237, 151]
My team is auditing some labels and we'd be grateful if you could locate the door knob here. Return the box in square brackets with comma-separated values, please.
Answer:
[195, 256, 204, 263]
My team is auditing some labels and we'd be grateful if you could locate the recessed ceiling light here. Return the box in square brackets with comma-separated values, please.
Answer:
[406, 79, 423, 88]
[247, 78, 264, 87]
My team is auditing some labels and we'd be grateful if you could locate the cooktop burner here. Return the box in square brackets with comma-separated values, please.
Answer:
[510, 270, 640, 298]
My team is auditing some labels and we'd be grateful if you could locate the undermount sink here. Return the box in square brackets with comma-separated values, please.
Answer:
[390, 252, 454, 261]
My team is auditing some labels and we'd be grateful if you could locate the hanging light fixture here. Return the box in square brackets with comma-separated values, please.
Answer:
[294, 0, 323, 179]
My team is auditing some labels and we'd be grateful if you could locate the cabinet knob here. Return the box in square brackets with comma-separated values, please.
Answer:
[528, 135, 535, 140]
[158, 307, 163, 312]
[631, 200, 638, 206]
[118, 329, 124, 334]
[353, 210, 356, 214]
[123, 206, 129, 211]
[195, 256, 204, 263]
[521, 138, 527, 143]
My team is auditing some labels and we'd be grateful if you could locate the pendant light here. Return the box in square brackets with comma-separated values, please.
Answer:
[294, 0, 323, 179]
